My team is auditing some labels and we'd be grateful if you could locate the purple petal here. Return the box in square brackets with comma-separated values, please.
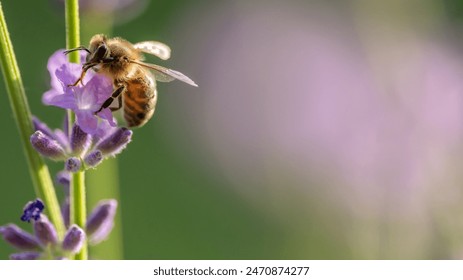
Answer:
[97, 108, 117, 127]
[92, 121, 118, 144]
[87, 75, 113, 104]
[44, 90, 77, 109]
[55, 61, 94, 92]
[75, 110, 99, 134]
[47, 50, 69, 91]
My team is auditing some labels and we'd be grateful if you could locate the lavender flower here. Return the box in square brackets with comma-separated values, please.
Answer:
[31, 117, 132, 171]
[1, 199, 117, 259]
[42, 50, 116, 135]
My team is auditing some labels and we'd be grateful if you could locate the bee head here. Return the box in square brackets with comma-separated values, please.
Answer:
[87, 34, 111, 64]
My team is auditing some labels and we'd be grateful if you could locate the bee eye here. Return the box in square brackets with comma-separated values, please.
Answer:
[95, 43, 109, 60]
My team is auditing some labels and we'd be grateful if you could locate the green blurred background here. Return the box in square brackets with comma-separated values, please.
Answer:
[3, 0, 463, 259]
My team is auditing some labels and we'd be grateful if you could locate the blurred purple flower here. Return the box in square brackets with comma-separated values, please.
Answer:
[42, 50, 116, 135]
[86, 200, 117, 245]
[52, 0, 148, 26]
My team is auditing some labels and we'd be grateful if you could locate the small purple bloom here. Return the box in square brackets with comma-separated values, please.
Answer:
[0, 224, 40, 250]
[20, 199, 45, 223]
[62, 225, 85, 254]
[42, 50, 116, 135]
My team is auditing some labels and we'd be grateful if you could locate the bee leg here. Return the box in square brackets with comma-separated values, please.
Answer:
[95, 85, 126, 114]
[67, 70, 87, 87]
[109, 95, 123, 112]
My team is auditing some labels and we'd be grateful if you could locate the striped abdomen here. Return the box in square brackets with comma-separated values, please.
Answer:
[122, 68, 157, 127]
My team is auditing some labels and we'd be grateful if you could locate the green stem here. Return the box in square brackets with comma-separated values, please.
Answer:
[71, 171, 88, 260]
[65, 0, 88, 260]
[0, 2, 65, 238]
[65, 0, 80, 64]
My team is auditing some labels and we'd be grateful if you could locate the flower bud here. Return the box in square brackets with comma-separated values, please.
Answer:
[0, 224, 40, 250]
[84, 150, 103, 168]
[65, 157, 82, 172]
[70, 124, 90, 156]
[62, 225, 85, 253]
[96, 127, 132, 157]
[30, 131, 67, 161]
[33, 215, 58, 246]
[86, 199, 117, 244]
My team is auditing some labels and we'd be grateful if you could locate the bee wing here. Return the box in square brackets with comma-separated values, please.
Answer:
[133, 41, 171, 60]
[131, 60, 198, 87]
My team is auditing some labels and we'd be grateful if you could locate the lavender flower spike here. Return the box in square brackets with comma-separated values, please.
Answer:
[10, 252, 41, 260]
[70, 124, 91, 156]
[0, 224, 40, 250]
[21, 198, 45, 222]
[62, 225, 86, 254]
[86, 199, 117, 245]
[96, 127, 132, 157]
[33, 215, 58, 246]
[30, 131, 67, 161]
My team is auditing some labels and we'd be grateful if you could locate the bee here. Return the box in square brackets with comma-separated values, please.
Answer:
[64, 34, 197, 127]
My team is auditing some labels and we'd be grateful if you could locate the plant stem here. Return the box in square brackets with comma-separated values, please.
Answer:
[0, 2, 65, 238]
[65, 0, 88, 260]
[71, 171, 88, 260]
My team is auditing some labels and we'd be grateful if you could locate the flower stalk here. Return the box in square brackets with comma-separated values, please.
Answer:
[65, 0, 88, 260]
[0, 2, 65, 239]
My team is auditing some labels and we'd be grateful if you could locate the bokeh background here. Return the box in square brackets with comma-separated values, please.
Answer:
[3, 0, 463, 259]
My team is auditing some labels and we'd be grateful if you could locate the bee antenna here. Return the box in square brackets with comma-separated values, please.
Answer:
[64, 46, 91, 55]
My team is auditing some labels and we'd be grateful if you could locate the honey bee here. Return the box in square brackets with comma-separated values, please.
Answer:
[65, 34, 197, 127]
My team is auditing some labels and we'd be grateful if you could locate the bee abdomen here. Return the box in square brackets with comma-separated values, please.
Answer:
[123, 89, 157, 127]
